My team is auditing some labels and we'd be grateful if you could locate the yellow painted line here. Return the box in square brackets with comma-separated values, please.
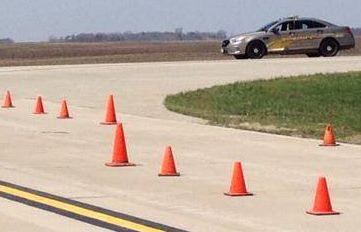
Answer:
[0, 185, 164, 232]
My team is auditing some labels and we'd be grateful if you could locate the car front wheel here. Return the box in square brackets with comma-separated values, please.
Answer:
[319, 39, 339, 57]
[246, 41, 266, 59]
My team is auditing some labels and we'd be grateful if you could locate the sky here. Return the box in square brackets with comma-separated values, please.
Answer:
[1, 0, 360, 42]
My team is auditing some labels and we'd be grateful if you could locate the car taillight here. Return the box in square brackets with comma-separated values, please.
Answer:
[346, 27, 353, 34]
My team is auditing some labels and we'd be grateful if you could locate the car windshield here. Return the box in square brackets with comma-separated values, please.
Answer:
[257, 21, 278, 32]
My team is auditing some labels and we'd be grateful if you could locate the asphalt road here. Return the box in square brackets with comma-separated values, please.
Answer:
[1, 57, 361, 232]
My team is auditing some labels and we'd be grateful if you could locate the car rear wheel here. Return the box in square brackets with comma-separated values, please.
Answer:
[319, 39, 339, 57]
[246, 41, 266, 59]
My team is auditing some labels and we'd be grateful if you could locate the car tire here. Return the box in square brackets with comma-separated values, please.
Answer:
[319, 39, 339, 57]
[246, 41, 266, 59]
[233, 54, 247, 59]
[306, 53, 321, 57]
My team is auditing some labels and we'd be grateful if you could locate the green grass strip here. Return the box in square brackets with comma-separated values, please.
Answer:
[165, 72, 361, 143]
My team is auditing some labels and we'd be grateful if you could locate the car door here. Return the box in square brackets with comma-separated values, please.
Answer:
[267, 21, 296, 52]
[288, 20, 326, 50]
[287, 20, 305, 50]
[305, 20, 327, 49]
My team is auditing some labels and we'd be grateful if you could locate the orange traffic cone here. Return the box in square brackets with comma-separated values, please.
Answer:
[307, 176, 340, 215]
[101, 95, 117, 125]
[57, 99, 71, 119]
[224, 161, 253, 196]
[105, 123, 135, 167]
[320, 124, 339, 146]
[2, 90, 14, 108]
[158, 146, 180, 176]
[33, 96, 46, 114]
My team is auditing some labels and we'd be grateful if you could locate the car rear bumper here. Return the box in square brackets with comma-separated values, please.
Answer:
[338, 34, 355, 50]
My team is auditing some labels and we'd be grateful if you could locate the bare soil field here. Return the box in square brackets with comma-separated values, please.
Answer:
[0, 37, 360, 67]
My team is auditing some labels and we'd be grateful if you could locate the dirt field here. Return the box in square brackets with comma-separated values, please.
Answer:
[0, 37, 360, 67]
[0, 41, 228, 67]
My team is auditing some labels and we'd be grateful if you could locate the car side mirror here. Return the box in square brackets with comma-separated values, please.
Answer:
[271, 28, 280, 34]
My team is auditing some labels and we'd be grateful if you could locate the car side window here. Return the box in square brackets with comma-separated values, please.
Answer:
[299, 20, 326, 29]
[295, 21, 304, 30]
[275, 21, 296, 32]
[310, 21, 326, 28]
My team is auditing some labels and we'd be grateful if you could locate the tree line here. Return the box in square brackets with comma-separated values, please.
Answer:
[48, 29, 227, 43]
[0, 38, 14, 44]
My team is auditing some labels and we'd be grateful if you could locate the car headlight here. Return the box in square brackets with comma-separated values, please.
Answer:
[230, 37, 245, 44]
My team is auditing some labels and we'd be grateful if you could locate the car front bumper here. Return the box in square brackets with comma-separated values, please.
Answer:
[221, 40, 247, 55]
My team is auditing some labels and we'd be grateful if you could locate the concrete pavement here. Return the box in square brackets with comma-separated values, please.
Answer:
[1, 57, 361, 231]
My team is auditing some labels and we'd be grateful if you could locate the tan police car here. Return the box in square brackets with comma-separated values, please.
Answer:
[221, 16, 355, 59]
